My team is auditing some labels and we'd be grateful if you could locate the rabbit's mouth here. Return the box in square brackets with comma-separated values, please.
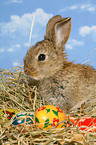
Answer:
[24, 66, 48, 80]
[24, 64, 39, 79]
[25, 68, 39, 78]
[24, 60, 43, 80]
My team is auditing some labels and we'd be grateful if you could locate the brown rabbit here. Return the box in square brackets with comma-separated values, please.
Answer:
[24, 15, 96, 113]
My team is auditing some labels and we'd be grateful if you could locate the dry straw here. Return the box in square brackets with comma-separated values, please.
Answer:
[82, 48, 96, 65]
[29, 14, 35, 49]
[0, 15, 96, 144]
[0, 66, 96, 144]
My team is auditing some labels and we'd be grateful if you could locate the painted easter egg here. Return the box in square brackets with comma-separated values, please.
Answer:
[0, 108, 19, 120]
[33, 105, 67, 129]
[67, 115, 75, 127]
[75, 117, 96, 132]
[12, 112, 34, 125]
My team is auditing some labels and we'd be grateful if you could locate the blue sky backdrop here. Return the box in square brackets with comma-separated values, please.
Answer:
[0, 0, 96, 69]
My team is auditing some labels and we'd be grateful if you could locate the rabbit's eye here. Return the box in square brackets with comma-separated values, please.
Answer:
[38, 54, 46, 61]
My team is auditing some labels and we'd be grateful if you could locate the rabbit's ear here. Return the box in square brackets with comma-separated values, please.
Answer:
[44, 15, 62, 41]
[54, 17, 71, 48]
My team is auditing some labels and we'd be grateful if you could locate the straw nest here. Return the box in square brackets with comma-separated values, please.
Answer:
[0, 65, 96, 145]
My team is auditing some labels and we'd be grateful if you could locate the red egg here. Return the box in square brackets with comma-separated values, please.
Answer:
[75, 117, 96, 132]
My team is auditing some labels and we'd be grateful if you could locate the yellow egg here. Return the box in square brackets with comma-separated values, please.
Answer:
[33, 105, 67, 129]
[0, 108, 19, 120]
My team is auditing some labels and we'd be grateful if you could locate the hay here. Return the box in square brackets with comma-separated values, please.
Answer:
[0, 65, 96, 145]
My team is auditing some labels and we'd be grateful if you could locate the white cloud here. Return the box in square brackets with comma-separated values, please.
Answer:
[7, 44, 21, 51]
[66, 44, 73, 49]
[66, 39, 84, 49]
[0, 48, 5, 52]
[4, 0, 23, 4]
[24, 42, 29, 47]
[15, 44, 21, 48]
[80, 4, 95, 12]
[13, 61, 20, 66]
[0, 8, 53, 35]
[60, 5, 78, 12]
[60, 4, 96, 12]
[88, 7, 95, 12]
[35, 9, 53, 26]
[79, 25, 96, 37]
[70, 5, 78, 10]
[12, 44, 21, 48]
[7, 48, 14, 52]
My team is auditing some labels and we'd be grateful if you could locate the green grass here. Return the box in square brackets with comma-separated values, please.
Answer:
[0, 65, 96, 145]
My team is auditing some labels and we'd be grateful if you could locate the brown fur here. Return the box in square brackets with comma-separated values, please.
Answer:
[24, 15, 96, 113]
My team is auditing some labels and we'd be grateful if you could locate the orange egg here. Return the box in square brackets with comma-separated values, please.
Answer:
[67, 115, 75, 126]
